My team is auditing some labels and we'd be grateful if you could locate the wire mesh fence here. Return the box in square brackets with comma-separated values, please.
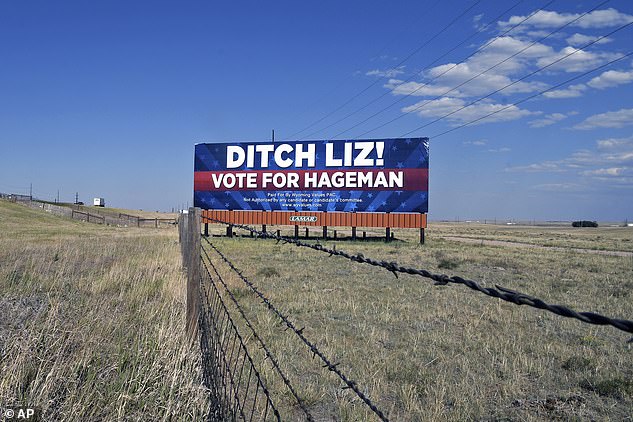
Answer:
[180, 209, 293, 421]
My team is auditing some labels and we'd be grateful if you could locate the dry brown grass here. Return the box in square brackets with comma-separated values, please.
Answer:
[431, 222, 633, 252]
[201, 222, 633, 421]
[0, 200, 207, 420]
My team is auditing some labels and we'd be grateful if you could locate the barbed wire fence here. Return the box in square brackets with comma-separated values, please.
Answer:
[180, 210, 633, 420]
[180, 208, 389, 420]
[204, 217, 633, 336]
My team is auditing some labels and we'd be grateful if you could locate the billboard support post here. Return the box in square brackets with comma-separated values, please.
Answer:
[294, 225, 299, 239]
[351, 227, 357, 240]
[420, 228, 425, 245]
[262, 224, 267, 234]
[386, 227, 391, 243]
[204, 222, 209, 237]
[323, 226, 327, 240]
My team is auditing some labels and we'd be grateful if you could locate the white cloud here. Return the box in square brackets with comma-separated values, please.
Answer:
[498, 8, 633, 30]
[366, 67, 405, 78]
[532, 183, 585, 192]
[574, 108, 633, 129]
[488, 147, 511, 153]
[507, 162, 564, 172]
[378, 7, 632, 130]
[597, 135, 633, 150]
[385, 79, 455, 97]
[463, 139, 487, 146]
[536, 46, 622, 73]
[581, 167, 629, 176]
[543, 83, 587, 98]
[528, 112, 569, 127]
[587, 69, 633, 89]
[386, 36, 551, 99]
[401, 97, 536, 125]
[566, 33, 612, 47]
[507, 135, 633, 190]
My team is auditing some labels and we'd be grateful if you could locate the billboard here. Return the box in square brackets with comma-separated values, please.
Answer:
[194, 138, 428, 213]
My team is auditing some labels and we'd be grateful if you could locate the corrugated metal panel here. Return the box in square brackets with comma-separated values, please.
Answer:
[202, 210, 426, 228]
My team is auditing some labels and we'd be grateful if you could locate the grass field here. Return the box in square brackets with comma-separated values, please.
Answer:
[49, 202, 178, 220]
[431, 222, 633, 253]
[2, 200, 631, 421]
[0, 200, 206, 420]
[201, 222, 633, 421]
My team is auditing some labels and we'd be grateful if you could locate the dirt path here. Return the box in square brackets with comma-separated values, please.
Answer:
[439, 236, 633, 257]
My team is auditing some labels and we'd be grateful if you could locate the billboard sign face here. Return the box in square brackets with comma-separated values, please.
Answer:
[194, 138, 428, 213]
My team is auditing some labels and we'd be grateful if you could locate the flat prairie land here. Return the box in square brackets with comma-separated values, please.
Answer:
[0, 200, 206, 420]
[201, 222, 633, 421]
[2, 201, 631, 421]
[431, 222, 633, 252]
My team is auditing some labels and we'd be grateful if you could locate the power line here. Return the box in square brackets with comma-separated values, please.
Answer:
[287, 0, 483, 139]
[352, 0, 609, 138]
[399, 16, 632, 135]
[335, 0, 558, 138]
[282, 0, 443, 130]
[300, 0, 528, 140]
[423, 49, 633, 139]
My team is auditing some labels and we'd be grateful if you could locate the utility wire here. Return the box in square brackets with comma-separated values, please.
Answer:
[300, 0, 528, 140]
[287, 0, 482, 139]
[283, 0, 443, 129]
[354, 0, 609, 138]
[399, 17, 632, 135]
[424, 49, 633, 139]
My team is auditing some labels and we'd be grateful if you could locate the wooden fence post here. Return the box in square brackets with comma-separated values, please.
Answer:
[186, 208, 201, 340]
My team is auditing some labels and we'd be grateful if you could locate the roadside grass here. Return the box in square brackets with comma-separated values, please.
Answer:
[0, 200, 206, 420]
[430, 222, 633, 252]
[201, 222, 632, 421]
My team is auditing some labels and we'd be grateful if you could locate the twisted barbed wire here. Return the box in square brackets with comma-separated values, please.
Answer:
[203, 236, 390, 422]
[205, 218, 633, 336]
[201, 246, 315, 421]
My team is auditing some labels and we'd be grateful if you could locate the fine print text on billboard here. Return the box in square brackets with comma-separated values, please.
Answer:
[194, 138, 428, 213]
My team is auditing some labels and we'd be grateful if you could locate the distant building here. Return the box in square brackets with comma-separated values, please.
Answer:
[93, 197, 105, 207]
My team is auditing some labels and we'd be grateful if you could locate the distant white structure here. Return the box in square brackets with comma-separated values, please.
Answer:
[93, 197, 105, 207]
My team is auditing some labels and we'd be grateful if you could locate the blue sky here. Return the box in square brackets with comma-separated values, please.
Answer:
[1, 1, 632, 220]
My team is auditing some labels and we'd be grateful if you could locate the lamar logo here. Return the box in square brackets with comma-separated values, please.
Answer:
[290, 216, 317, 223]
